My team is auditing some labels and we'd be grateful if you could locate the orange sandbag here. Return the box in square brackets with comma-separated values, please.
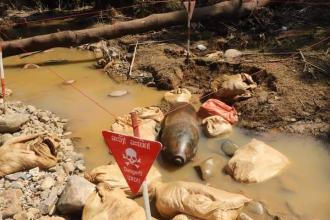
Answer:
[198, 99, 238, 124]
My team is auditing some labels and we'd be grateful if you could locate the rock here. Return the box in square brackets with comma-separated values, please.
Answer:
[0, 133, 13, 145]
[0, 113, 29, 133]
[41, 189, 51, 200]
[48, 204, 56, 216]
[39, 216, 66, 220]
[63, 162, 75, 175]
[23, 64, 39, 69]
[40, 176, 55, 190]
[238, 213, 254, 220]
[27, 208, 39, 215]
[13, 211, 32, 220]
[11, 182, 23, 189]
[77, 164, 85, 172]
[194, 157, 222, 180]
[62, 80, 75, 85]
[221, 140, 239, 156]
[5, 172, 22, 181]
[29, 167, 39, 177]
[224, 49, 243, 59]
[108, 90, 128, 97]
[39, 194, 58, 215]
[40, 116, 50, 123]
[60, 119, 68, 123]
[246, 201, 263, 215]
[197, 45, 207, 51]
[27, 105, 36, 113]
[57, 176, 95, 215]
[1, 189, 23, 218]
[0, 88, 12, 98]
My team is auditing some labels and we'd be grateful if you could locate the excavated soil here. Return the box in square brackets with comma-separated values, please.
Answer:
[113, 31, 330, 142]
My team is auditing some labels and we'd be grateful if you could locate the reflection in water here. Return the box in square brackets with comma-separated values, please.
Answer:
[4, 48, 330, 219]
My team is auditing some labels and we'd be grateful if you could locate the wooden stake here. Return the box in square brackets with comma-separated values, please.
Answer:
[129, 41, 138, 77]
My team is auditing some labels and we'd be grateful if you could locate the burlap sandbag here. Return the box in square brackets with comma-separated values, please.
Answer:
[155, 181, 251, 220]
[210, 74, 257, 103]
[82, 183, 146, 220]
[164, 88, 192, 105]
[111, 114, 158, 141]
[173, 214, 202, 220]
[226, 139, 289, 183]
[85, 163, 162, 198]
[0, 133, 60, 177]
[202, 116, 232, 137]
[132, 107, 164, 123]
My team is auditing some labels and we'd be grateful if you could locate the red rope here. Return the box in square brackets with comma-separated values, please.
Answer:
[0, 29, 129, 125]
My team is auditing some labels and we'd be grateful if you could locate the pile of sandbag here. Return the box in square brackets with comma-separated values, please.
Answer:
[85, 163, 162, 198]
[111, 107, 163, 141]
[82, 183, 146, 220]
[164, 88, 191, 105]
[210, 73, 257, 104]
[155, 181, 251, 220]
[226, 139, 289, 183]
[202, 116, 232, 137]
[0, 133, 60, 177]
[198, 99, 238, 124]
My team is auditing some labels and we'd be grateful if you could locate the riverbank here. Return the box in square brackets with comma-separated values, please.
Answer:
[0, 99, 86, 220]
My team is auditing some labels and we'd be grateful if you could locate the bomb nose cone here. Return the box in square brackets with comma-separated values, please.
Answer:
[173, 153, 186, 166]
[174, 157, 184, 166]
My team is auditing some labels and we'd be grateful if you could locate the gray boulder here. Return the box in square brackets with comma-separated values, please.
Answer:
[57, 176, 95, 215]
[0, 113, 29, 133]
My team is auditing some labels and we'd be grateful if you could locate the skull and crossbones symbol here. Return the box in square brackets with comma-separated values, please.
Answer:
[123, 148, 141, 169]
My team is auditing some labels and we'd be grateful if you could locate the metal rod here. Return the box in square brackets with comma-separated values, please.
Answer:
[187, 0, 191, 65]
[130, 112, 152, 220]
[0, 43, 7, 114]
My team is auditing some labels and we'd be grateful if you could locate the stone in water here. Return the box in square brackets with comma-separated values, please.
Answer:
[62, 80, 75, 85]
[197, 45, 207, 51]
[221, 140, 239, 156]
[109, 90, 128, 97]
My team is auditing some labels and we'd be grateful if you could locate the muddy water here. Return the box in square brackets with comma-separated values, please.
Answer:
[4, 48, 330, 220]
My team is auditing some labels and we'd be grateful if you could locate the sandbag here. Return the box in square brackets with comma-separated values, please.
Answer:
[173, 214, 202, 220]
[202, 116, 232, 137]
[198, 99, 238, 124]
[155, 181, 251, 220]
[85, 163, 162, 198]
[210, 74, 257, 103]
[164, 88, 192, 105]
[111, 114, 158, 141]
[132, 107, 164, 123]
[0, 133, 60, 177]
[82, 183, 146, 220]
[226, 139, 289, 183]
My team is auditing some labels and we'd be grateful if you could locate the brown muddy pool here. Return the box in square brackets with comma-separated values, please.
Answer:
[3, 48, 330, 220]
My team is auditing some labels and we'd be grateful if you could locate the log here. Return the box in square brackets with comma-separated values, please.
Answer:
[2, 0, 272, 58]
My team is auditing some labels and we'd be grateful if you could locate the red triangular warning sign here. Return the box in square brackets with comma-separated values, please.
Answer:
[102, 131, 162, 194]
[184, 1, 196, 20]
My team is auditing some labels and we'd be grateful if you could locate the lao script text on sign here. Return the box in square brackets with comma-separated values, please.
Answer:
[102, 131, 162, 194]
